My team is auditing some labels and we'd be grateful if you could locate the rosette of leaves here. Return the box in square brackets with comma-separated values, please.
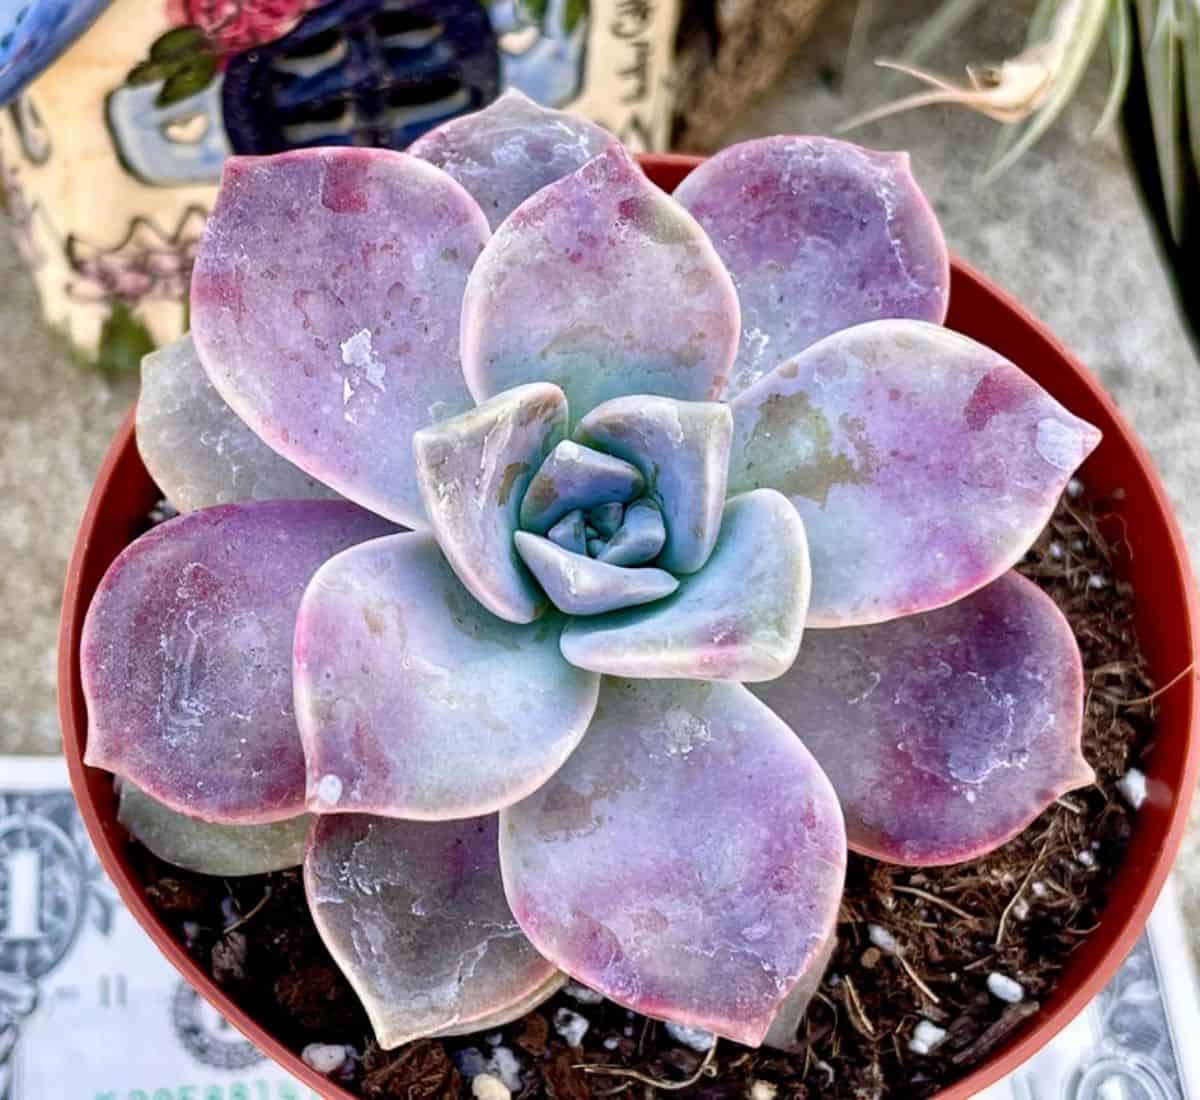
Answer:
[82, 89, 1100, 1051]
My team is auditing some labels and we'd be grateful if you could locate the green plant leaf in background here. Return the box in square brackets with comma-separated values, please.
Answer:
[96, 301, 155, 377]
[563, 0, 589, 34]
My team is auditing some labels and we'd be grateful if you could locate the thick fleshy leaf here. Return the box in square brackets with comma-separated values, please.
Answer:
[596, 500, 666, 566]
[588, 502, 625, 538]
[414, 383, 566, 624]
[117, 780, 311, 877]
[82, 501, 395, 824]
[519, 440, 645, 534]
[751, 572, 1094, 866]
[137, 335, 338, 513]
[461, 145, 740, 418]
[575, 397, 732, 574]
[560, 490, 809, 681]
[500, 678, 846, 1048]
[548, 509, 588, 555]
[409, 88, 613, 230]
[673, 135, 950, 398]
[295, 532, 600, 819]
[306, 814, 560, 1048]
[190, 148, 492, 528]
[514, 532, 678, 616]
[727, 320, 1102, 627]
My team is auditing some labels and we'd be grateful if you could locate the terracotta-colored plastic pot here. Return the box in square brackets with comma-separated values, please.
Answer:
[58, 154, 1200, 1100]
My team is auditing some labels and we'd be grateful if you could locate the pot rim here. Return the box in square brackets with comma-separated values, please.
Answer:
[57, 154, 1200, 1100]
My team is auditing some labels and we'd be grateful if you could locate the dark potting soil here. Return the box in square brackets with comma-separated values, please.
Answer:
[131, 490, 1167, 1099]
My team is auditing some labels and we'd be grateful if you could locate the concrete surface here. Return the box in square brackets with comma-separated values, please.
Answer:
[1, 0, 1197, 961]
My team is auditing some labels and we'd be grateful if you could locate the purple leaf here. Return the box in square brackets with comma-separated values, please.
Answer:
[82, 501, 395, 824]
[117, 780, 311, 877]
[674, 136, 950, 398]
[461, 145, 740, 419]
[306, 814, 561, 1048]
[190, 148, 491, 528]
[519, 440, 645, 535]
[727, 320, 1102, 626]
[513, 533, 678, 615]
[547, 509, 589, 555]
[560, 490, 810, 682]
[414, 383, 567, 624]
[137, 335, 339, 512]
[751, 572, 1094, 866]
[294, 532, 600, 819]
[409, 88, 613, 230]
[575, 397, 732, 574]
[500, 678, 846, 1048]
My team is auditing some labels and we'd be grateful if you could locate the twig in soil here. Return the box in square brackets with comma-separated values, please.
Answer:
[949, 1001, 1040, 1065]
[894, 953, 941, 1005]
[842, 975, 876, 1038]
[1114, 662, 1195, 707]
[995, 835, 1052, 948]
[890, 885, 979, 923]
[576, 1039, 718, 1091]
[223, 889, 271, 934]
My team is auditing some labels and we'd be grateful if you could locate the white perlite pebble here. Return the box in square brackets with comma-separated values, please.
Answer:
[907, 1020, 948, 1056]
[565, 981, 605, 1005]
[1076, 849, 1097, 868]
[1117, 768, 1148, 810]
[302, 1043, 348, 1074]
[471, 1072, 512, 1100]
[1066, 478, 1084, 498]
[554, 1007, 590, 1047]
[988, 972, 1025, 1004]
[750, 1082, 779, 1100]
[867, 924, 898, 953]
[664, 1021, 716, 1052]
[486, 1047, 522, 1092]
[603, 1036, 621, 1051]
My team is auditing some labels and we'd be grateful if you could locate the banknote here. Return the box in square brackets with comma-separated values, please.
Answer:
[0, 755, 317, 1100]
[1, 754, 1198, 1100]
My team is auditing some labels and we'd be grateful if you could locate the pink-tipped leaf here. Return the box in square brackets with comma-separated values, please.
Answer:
[410, 87, 613, 230]
[751, 572, 1094, 866]
[728, 320, 1102, 627]
[500, 677, 846, 1048]
[190, 148, 492, 528]
[306, 814, 561, 1048]
[674, 135, 950, 398]
[82, 501, 395, 824]
[294, 531, 600, 820]
[461, 145, 740, 419]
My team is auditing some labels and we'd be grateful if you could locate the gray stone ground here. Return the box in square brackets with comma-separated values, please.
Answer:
[1, 1, 1197, 957]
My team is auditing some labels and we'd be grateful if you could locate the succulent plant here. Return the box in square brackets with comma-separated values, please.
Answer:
[82, 90, 1100, 1054]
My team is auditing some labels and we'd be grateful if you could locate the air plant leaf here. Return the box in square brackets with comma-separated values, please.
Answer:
[574, 396, 732, 574]
[190, 148, 492, 528]
[751, 572, 1094, 866]
[460, 145, 740, 418]
[499, 677, 846, 1048]
[117, 780, 311, 876]
[306, 814, 563, 1049]
[414, 383, 567, 624]
[82, 501, 396, 824]
[673, 136, 950, 398]
[1095, 0, 1134, 135]
[294, 531, 600, 820]
[513, 532, 679, 615]
[984, 0, 1110, 182]
[1138, 0, 1187, 241]
[137, 335, 339, 512]
[727, 319, 1101, 627]
[559, 490, 810, 682]
[409, 87, 612, 230]
[519, 440, 645, 535]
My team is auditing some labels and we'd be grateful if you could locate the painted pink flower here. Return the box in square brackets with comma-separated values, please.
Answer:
[166, 0, 323, 58]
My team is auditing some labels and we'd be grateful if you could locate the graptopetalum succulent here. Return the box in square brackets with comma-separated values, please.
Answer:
[83, 90, 1101, 1054]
